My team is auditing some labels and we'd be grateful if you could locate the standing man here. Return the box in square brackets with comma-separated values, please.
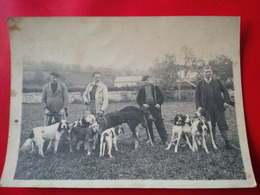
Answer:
[137, 75, 168, 146]
[83, 71, 109, 117]
[42, 71, 69, 126]
[195, 66, 239, 150]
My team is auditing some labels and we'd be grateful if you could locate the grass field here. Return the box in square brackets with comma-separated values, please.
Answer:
[14, 101, 246, 180]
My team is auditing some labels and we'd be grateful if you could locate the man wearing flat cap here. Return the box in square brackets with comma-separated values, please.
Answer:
[41, 71, 69, 125]
[137, 75, 168, 146]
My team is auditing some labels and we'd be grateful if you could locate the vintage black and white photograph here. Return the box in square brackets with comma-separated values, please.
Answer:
[1, 17, 256, 188]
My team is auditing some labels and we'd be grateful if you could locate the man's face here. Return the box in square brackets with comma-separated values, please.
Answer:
[93, 73, 101, 83]
[203, 69, 213, 79]
[50, 75, 59, 84]
[145, 77, 152, 84]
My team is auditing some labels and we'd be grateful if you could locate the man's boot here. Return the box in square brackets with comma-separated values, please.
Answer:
[220, 131, 240, 150]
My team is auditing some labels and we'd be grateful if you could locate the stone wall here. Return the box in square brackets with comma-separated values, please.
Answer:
[23, 91, 137, 104]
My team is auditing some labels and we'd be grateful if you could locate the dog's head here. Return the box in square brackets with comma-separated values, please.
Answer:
[195, 108, 210, 121]
[76, 116, 92, 128]
[89, 122, 100, 134]
[197, 116, 210, 134]
[85, 114, 96, 125]
[114, 125, 124, 135]
[184, 114, 192, 126]
[57, 120, 70, 132]
[171, 114, 185, 126]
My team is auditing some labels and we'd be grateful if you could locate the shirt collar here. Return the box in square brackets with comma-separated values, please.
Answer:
[204, 77, 212, 83]
[91, 81, 100, 86]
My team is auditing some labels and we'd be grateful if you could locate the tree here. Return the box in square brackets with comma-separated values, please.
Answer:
[208, 55, 233, 81]
[150, 53, 182, 100]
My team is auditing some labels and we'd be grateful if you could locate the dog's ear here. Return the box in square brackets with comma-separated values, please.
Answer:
[181, 115, 186, 124]
[66, 122, 70, 130]
[205, 122, 210, 134]
[114, 125, 119, 135]
[173, 115, 178, 125]
[197, 121, 203, 133]
[121, 126, 125, 134]
[57, 122, 62, 132]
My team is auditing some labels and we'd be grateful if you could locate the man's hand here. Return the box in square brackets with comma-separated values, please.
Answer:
[44, 108, 50, 115]
[59, 108, 66, 116]
[142, 104, 149, 108]
[197, 107, 202, 111]
[84, 100, 90, 105]
[224, 103, 230, 109]
[155, 104, 160, 109]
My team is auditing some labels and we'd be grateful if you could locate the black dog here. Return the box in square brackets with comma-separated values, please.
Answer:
[97, 106, 149, 149]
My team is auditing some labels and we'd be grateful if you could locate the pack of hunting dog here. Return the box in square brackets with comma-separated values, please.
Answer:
[20, 65, 240, 159]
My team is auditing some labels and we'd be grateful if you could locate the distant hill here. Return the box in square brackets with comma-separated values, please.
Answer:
[23, 61, 147, 90]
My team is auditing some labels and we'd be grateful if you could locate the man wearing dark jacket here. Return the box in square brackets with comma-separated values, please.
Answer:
[195, 66, 239, 150]
[137, 75, 168, 146]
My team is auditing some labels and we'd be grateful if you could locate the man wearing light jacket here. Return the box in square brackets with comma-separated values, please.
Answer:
[83, 71, 109, 117]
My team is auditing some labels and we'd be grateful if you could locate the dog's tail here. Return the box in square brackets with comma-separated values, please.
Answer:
[20, 139, 33, 151]
[20, 131, 34, 151]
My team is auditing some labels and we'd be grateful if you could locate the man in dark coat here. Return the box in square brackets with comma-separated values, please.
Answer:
[137, 75, 168, 146]
[195, 66, 239, 150]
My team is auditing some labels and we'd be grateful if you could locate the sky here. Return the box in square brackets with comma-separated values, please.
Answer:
[9, 17, 240, 71]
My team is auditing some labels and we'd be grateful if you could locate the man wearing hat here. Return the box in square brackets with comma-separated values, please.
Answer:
[83, 71, 109, 117]
[137, 75, 168, 146]
[41, 71, 69, 125]
[195, 66, 239, 150]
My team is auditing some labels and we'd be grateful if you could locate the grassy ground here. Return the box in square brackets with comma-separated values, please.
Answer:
[14, 102, 246, 180]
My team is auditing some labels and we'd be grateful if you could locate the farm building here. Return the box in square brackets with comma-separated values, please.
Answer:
[114, 76, 142, 87]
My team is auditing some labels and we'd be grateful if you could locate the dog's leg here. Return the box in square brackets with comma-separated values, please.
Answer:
[31, 141, 35, 154]
[84, 141, 88, 151]
[93, 134, 97, 150]
[202, 131, 209, 153]
[129, 123, 140, 149]
[54, 133, 62, 154]
[87, 142, 91, 156]
[208, 121, 218, 150]
[192, 134, 197, 152]
[113, 137, 119, 151]
[102, 142, 106, 157]
[184, 133, 193, 150]
[165, 128, 175, 150]
[38, 139, 45, 157]
[174, 131, 182, 153]
[76, 140, 81, 150]
[54, 140, 59, 154]
[107, 139, 114, 158]
[47, 140, 52, 152]
[69, 139, 73, 153]
[99, 139, 103, 158]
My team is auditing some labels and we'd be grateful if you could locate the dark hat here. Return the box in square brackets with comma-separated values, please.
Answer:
[142, 75, 150, 81]
[50, 71, 60, 77]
